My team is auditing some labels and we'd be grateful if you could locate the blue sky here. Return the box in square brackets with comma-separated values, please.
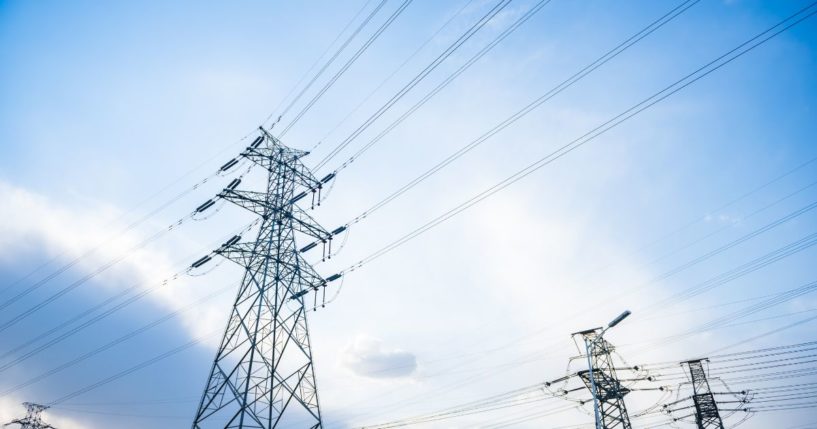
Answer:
[1, 0, 817, 427]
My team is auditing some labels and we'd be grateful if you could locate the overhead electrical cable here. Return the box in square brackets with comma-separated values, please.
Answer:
[312, 0, 476, 151]
[263, 0, 379, 127]
[0, 282, 235, 397]
[584, 153, 817, 279]
[0, 144, 252, 296]
[279, 0, 416, 137]
[478, 404, 582, 429]
[632, 177, 817, 274]
[46, 332, 218, 407]
[652, 279, 817, 345]
[641, 200, 817, 286]
[319, 0, 700, 252]
[335, 1, 817, 274]
[356, 379, 565, 428]
[316, 0, 556, 171]
[0, 160, 254, 314]
[638, 340, 817, 369]
[0, 218, 259, 366]
[0, 285, 135, 361]
[323, 0, 699, 187]
[0, 162, 245, 306]
[311, 0, 518, 169]
[0, 184, 258, 334]
[640, 230, 817, 315]
[709, 313, 817, 355]
[264, 0, 388, 126]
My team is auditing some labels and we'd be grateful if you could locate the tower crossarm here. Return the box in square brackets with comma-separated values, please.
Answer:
[219, 189, 330, 241]
[241, 131, 323, 192]
[290, 205, 331, 242]
[218, 189, 270, 215]
[243, 148, 321, 190]
[216, 243, 327, 290]
[578, 370, 631, 401]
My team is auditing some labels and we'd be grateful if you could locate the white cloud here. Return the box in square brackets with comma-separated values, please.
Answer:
[704, 212, 742, 225]
[342, 335, 417, 379]
[0, 180, 228, 346]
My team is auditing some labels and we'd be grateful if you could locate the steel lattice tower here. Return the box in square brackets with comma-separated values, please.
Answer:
[4, 403, 56, 429]
[193, 130, 332, 429]
[575, 329, 632, 429]
[682, 359, 724, 429]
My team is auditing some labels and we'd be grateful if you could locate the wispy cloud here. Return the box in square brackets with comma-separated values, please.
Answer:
[342, 335, 418, 379]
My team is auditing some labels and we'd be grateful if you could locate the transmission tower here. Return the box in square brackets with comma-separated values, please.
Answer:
[192, 129, 338, 428]
[574, 328, 632, 429]
[4, 403, 56, 429]
[682, 359, 724, 429]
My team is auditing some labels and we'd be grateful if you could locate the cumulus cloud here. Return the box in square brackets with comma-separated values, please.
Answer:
[342, 335, 418, 379]
[0, 180, 228, 345]
[0, 180, 176, 287]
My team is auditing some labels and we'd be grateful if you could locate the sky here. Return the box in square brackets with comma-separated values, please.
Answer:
[1, 0, 817, 427]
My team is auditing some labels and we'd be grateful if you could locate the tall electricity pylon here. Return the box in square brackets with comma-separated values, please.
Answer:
[192, 129, 334, 428]
[3, 403, 56, 429]
[682, 359, 724, 429]
[575, 329, 632, 429]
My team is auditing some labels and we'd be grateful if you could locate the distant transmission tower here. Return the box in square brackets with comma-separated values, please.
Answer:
[192, 129, 338, 428]
[574, 328, 632, 429]
[682, 359, 724, 429]
[4, 403, 56, 429]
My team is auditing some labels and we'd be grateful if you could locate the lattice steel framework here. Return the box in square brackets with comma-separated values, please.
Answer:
[4, 403, 56, 429]
[576, 329, 632, 429]
[193, 129, 331, 428]
[682, 359, 724, 429]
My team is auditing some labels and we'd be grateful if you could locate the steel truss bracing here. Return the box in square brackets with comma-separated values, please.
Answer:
[682, 359, 724, 429]
[193, 130, 330, 429]
[576, 330, 632, 429]
[4, 403, 56, 429]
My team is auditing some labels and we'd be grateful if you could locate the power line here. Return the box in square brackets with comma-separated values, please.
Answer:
[0, 187, 258, 335]
[629, 176, 817, 279]
[279, 0, 416, 137]
[312, 0, 517, 170]
[311, 0, 476, 152]
[356, 379, 566, 428]
[337, 1, 817, 275]
[0, 219, 259, 374]
[584, 154, 817, 280]
[326, 0, 699, 212]
[0, 144, 253, 296]
[264, 0, 381, 127]
[0, 161, 248, 310]
[640, 230, 817, 315]
[47, 334, 213, 407]
[709, 313, 817, 355]
[0, 283, 234, 397]
[318, 0, 556, 171]
[0, 160, 255, 320]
